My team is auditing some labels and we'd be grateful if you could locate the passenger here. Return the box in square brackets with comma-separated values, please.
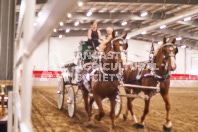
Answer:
[87, 21, 102, 49]
[106, 27, 113, 38]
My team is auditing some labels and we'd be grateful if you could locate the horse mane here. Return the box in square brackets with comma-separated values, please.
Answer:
[154, 43, 163, 57]
[99, 36, 113, 52]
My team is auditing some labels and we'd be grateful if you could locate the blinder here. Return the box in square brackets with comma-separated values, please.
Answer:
[111, 37, 127, 48]
[161, 43, 178, 60]
[175, 47, 178, 54]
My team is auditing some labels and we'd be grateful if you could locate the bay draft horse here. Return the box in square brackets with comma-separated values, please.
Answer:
[79, 31, 128, 132]
[123, 37, 178, 131]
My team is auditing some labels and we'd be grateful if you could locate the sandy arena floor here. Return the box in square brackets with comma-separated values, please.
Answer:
[31, 86, 198, 132]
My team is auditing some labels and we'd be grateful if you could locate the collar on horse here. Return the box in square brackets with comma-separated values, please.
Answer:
[98, 54, 123, 80]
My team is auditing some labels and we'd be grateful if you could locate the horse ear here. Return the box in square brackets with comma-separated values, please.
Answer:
[122, 32, 127, 39]
[171, 38, 176, 44]
[163, 37, 166, 44]
[112, 30, 116, 38]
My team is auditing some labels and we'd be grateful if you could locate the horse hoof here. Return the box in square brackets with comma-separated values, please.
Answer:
[110, 129, 117, 132]
[163, 125, 172, 131]
[94, 114, 101, 121]
[86, 120, 95, 127]
[123, 114, 127, 121]
[133, 123, 145, 129]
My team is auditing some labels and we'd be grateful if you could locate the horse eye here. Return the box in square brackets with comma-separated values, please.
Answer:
[119, 40, 124, 45]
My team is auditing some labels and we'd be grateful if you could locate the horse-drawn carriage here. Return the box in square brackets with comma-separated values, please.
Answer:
[57, 34, 178, 131]
[57, 40, 122, 117]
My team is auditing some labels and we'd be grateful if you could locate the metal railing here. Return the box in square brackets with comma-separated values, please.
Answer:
[11, 0, 82, 131]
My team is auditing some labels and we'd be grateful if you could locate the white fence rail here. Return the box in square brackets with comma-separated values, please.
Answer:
[11, 0, 83, 131]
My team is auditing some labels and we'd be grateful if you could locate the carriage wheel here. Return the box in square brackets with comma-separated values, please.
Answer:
[115, 95, 122, 118]
[57, 76, 65, 110]
[67, 86, 76, 117]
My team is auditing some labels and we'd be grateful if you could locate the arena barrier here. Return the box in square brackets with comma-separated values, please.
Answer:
[19, 70, 198, 88]
[11, 0, 81, 131]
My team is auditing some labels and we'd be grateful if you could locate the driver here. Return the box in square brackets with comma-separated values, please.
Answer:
[87, 21, 102, 49]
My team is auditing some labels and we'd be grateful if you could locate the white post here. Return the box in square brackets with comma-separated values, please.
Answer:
[20, 0, 35, 131]
[13, 40, 20, 132]
[7, 91, 13, 132]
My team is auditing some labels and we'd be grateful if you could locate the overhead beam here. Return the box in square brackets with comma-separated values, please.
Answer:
[177, 19, 198, 27]
[52, 29, 125, 37]
[58, 21, 198, 42]
[88, 0, 198, 5]
[152, 28, 198, 40]
[52, 29, 198, 46]
[134, 34, 198, 47]
[68, 12, 167, 21]
[59, 22, 139, 30]
[127, 7, 198, 38]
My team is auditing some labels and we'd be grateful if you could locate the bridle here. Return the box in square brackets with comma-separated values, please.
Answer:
[151, 43, 178, 80]
[161, 43, 178, 60]
[99, 37, 127, 77]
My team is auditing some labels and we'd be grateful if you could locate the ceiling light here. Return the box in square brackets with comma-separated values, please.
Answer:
[158, 41, 163, 45]
[60, 22, 64, 26]
[160, 25, 166, 29]
[33, 22, 37, 27]
[53, 29, 57, 32]
[121, 21, 127, 26]
[74, 21, 79, 26]
[141, 12, 148, 17]
[86, 11, 92, 17]
[65, 28, 70, 33]
[78, 1, 83, 7]
[184, 17, 191, 21]
[59, 35, 63, 38]
[38, 12, 42, 17]
[181, 45, 186, 48]
[176, 37, 182, 41]
[67, 13, 72, 18]
[141, 31, 147, 35]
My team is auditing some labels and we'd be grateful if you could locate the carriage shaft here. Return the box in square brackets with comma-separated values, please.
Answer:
[123, 84, 159, 90]
[119, 94, 149, 100]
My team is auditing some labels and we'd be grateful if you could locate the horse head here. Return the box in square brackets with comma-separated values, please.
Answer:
[109, 31, 128, 65]
[160, 37, 178, 71]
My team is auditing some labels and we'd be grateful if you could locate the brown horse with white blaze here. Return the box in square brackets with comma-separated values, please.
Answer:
[123, 37, 178, 131]
[80, 31, 128, 132]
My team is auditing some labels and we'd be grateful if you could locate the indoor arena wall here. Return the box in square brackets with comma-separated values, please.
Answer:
[19, 36, 198, 87]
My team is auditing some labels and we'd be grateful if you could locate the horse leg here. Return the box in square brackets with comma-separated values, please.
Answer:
[123, 89, 138, 123]
[82, 90, 92, 124]
[94, 96, 105, 121]
[110, 99, 116, 132]
[134, 99, 150, 128]
[89, 97, 95, 115]
[123, 88, 131, 120]
[160, 80, 172, 131]
[123, 97, 137, 123]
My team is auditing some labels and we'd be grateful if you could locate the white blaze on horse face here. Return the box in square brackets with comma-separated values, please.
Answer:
[121, 51, 127, 65]
[120, 46, 127, 65]
[170, 56, 176, 70]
